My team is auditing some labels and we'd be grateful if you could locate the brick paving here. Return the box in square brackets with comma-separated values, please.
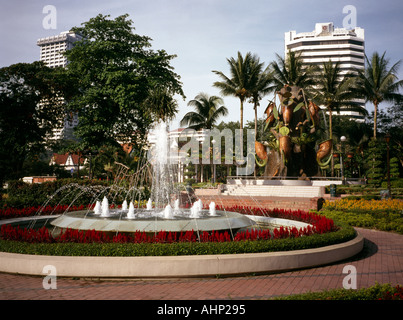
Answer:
[0, 227, 402, 300]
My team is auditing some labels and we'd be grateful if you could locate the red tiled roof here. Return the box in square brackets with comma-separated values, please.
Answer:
[52, 153, 85, 166]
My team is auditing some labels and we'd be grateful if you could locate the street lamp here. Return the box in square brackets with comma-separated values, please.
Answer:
[385, 133, 391, 198]
[211, 139, 216, 184]
[340, 136, 347, 185]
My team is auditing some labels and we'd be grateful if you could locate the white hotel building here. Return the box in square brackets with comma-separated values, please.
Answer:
[37, 31, 82, 140]
[285, 22, 366, 120]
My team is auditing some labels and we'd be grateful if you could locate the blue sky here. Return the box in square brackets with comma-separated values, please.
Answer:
[1, 0, 402, 129]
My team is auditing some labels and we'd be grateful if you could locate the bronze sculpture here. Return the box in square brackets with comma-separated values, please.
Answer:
[255, 84, 331, 178]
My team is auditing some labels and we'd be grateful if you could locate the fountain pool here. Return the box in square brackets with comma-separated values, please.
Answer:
[50, 121, 255, 236]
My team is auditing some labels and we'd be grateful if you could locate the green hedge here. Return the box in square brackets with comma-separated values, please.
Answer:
[5, 179, 113, 208]
[274, 283, 402, 300]
[0, 221, 356, 256]
[325, 183, 403, 199]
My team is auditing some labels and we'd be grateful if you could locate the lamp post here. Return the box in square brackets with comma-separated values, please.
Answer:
[340, 136, 347, 185]
[211, 139, 216, 184]
[385, 133, 391, 198]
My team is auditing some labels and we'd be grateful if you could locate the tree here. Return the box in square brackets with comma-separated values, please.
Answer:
[0, 62, 66, 186]
[365, 138, 385, 187]
[314, 60, 366, 139]
[65, 14, 184, 150]
[248, 57, 275, 138]
[269, 50, 317, 92]
[354, 52, 403, 139]
[373, 103, 403, 169]
[180, 93, 228, 130]
[144, 88, 179, 122]
[212, 52, 260, 130]
[313, 60, 367, 176]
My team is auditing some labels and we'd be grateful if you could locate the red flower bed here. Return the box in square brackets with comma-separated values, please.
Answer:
[0, 204, 89, 220]
[382, 285, 403, 300]
[0, 204, 336, 244]
[217, 205, 335, 234]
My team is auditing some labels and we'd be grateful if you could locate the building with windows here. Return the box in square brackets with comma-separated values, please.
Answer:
[37, 31, 82, 140]
[37, 31, 82, 68]
[285, 22, 366, 119]
[49, 153, 87, 174]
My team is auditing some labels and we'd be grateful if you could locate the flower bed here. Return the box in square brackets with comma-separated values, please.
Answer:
[0, 205, 336, 244]
[219, 205, 335, 234]
[0, 204, 89, 220]
[323, 198, 403, 213]
[321, 198, 403, 234]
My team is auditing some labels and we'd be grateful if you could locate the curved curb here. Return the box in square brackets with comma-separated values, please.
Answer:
[0, 232, 364, 278]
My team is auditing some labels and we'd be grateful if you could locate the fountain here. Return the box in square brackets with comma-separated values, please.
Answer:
[93, 200, 102, 215]
[209, 201, 217, 216]
[146, 198, 152, 210]
[50, 121, 254, 236]
[127, 202, 136, 219]
[101, 196, 110, 217]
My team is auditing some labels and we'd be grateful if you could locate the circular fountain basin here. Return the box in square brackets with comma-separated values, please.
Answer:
[50, 209, 254, 234]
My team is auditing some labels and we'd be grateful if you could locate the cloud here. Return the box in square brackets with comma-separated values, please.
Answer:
[1, 0, 402, 124]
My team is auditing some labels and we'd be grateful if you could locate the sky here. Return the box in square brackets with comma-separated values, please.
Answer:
[1, 0, 402, 130]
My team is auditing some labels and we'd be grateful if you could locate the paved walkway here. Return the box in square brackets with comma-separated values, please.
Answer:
[0, 228, 402, 300]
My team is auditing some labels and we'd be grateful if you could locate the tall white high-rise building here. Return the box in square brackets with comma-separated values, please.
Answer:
[37, 31, 82, 68]
[285, 22, 366, 120]
[37, 31, 82, 140]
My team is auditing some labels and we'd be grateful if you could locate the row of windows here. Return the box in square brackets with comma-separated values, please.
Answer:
[299, 53, 364, 61]
[290, 46, 364, 54]
[304, 60, 365, 67]
[41, 48, 66, 54]
[287, 39, 364, 49]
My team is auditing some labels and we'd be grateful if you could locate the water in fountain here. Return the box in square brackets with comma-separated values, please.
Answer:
[146, 198, 153, 210]
[209, 201, 217, 216]
[121, 200, 128, 211]
[151, 121, 175, 209]
[49, 120, 254, 235]
[93, 200, 102, 215]
[174, 199, 180, 211]
[127, 201, 136, 219]
[101, 196, 110, 217]
[164, 204, 174, 219]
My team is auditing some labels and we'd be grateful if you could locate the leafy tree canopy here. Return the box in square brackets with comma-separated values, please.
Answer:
[65, 14, 184, 150]
[0, 61, 67, 184]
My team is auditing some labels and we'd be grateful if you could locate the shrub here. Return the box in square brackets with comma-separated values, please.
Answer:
[275, 283, 403, 300]
[0, 221, 356, 256]
[5, 179, 112, 208]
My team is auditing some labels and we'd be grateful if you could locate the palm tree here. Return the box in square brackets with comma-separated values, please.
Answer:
[269, 50, 317, 91]
[314, 60, 367, 140]
[248, 58, 275, 139]
[313, 60, 367, 177]
[145, 88, 179, 122]
[212, 52, 259, 130]
[354, 51, 403, 139]
[180, 93, 228, 130]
